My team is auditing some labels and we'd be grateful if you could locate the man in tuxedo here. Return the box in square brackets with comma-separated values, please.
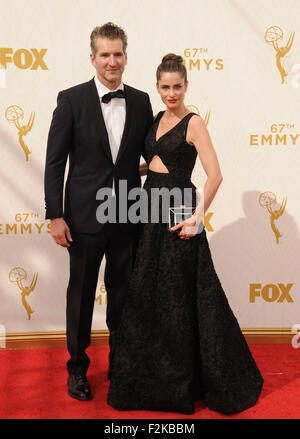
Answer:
[44, 23, 153, 401]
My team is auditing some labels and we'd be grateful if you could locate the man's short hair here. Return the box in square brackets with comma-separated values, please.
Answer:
[90, 22, 128, 56]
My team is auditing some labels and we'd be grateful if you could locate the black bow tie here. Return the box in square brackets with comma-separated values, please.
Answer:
[101, 89, 125, 104]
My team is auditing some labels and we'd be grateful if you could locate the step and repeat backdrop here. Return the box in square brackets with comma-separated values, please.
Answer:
[0, 0, 299, 340]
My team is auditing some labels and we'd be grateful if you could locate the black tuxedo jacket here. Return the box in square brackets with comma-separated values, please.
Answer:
[44, 78, 153, 234]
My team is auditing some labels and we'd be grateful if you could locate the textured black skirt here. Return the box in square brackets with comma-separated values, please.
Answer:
[107, 170, 263, 414]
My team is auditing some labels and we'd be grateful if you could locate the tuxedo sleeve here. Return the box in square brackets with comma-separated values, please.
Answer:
[44, 91, 73, 220]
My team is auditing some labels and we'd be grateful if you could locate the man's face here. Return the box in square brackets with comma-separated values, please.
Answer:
[90, 37, 127, 89]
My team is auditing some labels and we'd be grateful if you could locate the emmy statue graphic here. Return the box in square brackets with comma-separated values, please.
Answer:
[9, 268, 38, 320]
[187, 105, 210, 127]
[265, 26, 295, 84]
[5, 105, 35, 161]
[259, 191, 287, 244]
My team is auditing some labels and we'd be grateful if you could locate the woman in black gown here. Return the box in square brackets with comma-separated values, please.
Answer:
[107, 54, 263, 415]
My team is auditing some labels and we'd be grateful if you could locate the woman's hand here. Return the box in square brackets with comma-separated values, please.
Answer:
[170, 214, 198, 239]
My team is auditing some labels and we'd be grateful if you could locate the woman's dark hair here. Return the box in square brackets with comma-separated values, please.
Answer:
[156, 53, 187, 82]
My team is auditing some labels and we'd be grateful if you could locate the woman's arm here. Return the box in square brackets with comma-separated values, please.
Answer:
[171, 114, 223, 239]
[186, 114, 223, 214]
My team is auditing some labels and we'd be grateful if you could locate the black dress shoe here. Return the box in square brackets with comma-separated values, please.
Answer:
[67, 374, 92, 401]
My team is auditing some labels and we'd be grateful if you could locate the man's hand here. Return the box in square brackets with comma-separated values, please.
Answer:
[139, 162, 148, 176]
[50, 217, 73, 248]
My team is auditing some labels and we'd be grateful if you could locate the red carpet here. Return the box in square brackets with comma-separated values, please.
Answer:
[0, 344, 299, 419]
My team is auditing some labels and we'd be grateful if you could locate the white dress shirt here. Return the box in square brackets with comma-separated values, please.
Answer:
[94, 75, 126, 195]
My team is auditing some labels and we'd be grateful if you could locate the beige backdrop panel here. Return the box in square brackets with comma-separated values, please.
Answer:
[0, 0, 299, 335]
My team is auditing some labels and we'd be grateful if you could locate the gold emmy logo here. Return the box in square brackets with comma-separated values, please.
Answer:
[9, 267, 38, 320]
[0, 212, 51, 235]
[186, 105, 210, 126]
[265, 26, 295, 84]
[5, 105, 35, 161]
[95, 283, 107, 305]
[259, 191, 287, 244]
[249, 122, 298, 147]
[183, 48, 224, 71]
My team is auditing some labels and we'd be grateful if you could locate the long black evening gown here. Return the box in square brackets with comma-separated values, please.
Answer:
[107, 111, 263, 414]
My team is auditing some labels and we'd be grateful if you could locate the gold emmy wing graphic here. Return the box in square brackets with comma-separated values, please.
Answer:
[259, 191, 287, 244]
[187, 105, 210, 126]
[265, 26, 295, 84]
[5, 105, 35, 161]
[9, 267, 38, 320]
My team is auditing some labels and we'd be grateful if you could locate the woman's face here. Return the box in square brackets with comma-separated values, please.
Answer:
[157, 72, 188, 110]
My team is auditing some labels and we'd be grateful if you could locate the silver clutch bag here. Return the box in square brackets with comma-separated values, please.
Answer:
[169, 205, 194, 229]
[169, 205, 204, 234]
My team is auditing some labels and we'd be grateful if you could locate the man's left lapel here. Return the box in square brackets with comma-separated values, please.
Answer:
[115, 85, 136, 165]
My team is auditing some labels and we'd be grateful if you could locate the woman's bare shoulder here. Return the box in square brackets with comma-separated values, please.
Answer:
[188, 113, 205, 128]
